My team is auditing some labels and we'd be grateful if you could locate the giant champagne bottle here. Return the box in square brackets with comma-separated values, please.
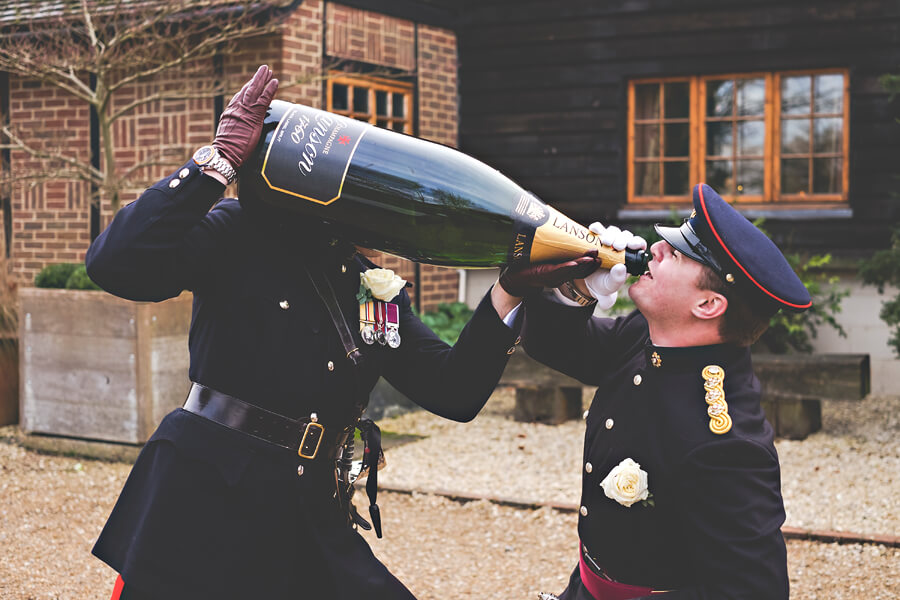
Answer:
[239, 100, 649, 274]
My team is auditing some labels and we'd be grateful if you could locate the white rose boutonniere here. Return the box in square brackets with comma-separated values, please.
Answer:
[600, 458, 652, 508]
[359, 268, 407, 302]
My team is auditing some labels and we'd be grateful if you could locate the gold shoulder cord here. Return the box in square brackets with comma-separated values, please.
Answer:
[702, 365, 732, 434]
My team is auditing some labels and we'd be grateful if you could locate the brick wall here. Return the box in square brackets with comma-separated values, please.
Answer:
[8, 2, 461, 313]
[326, 3, 416, 71]
[8, 76, 92, 285]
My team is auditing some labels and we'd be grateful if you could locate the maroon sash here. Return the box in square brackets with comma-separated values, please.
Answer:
[578, 546, 656, 600]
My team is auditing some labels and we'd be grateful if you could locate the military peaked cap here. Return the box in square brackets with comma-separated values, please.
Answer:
[654, 183, 812, 315]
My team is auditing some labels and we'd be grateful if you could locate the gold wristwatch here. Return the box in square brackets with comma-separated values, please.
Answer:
[192, 145, 236, 184]
[558, 280, 597, 307]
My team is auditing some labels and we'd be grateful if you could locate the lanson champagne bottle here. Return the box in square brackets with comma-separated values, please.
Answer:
[239, 100, 649, 274]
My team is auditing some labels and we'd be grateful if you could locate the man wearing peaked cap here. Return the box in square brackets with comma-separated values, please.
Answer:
[654, 182, 811, 317]
[496, 183, 808, 599]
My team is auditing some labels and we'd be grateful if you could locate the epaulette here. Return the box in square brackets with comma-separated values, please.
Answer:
[702, 365, 732, 434]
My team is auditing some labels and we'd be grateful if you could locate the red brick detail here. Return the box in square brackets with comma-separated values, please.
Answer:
[417, 26, 458, 148]
[276, 0, 325, 107]
[326, 4, 415, 71]
[8, 75, 91, 285]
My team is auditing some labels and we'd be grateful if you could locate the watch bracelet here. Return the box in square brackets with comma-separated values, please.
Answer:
[559, 280, 596, 307]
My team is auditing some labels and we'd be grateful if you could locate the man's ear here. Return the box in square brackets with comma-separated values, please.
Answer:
[692, 292, 728, 320]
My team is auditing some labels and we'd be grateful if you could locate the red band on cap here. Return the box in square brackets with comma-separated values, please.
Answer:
[698, 185, 812, 310]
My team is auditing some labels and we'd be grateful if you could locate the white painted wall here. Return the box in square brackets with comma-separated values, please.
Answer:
[809, 276, 899, 395]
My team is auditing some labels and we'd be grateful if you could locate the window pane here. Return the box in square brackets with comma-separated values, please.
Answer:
[664, 123, 690, 157]
[781, 76, 811, 115]
[781, 119, 809, 155]
[706, 160, 733, 193]
[813, 158, 842, 193]
[813, 118, 842, 154]
[353, 87, 369, 113]
[814, 74, 843, 114]
[634, 162, 660, 196]
[664, 162, 690, 196]
[736, 160, 764, 195]
[781, 158, 809, 194]
[376, 90, 388, 116]
[706, 80, 733, 117]
[392, 121, 405, 132]
[664, 82, 689, 118]
[635, 124, 660, 157]
[392, 93, 406, 118]
[635, 84, 660, 119]
[332, 83, 349, 111]
[737, 78, 765, 116]
[706, 122, 733, 157]
[376, 119, 389, 129]
[738, 121, 765, 156]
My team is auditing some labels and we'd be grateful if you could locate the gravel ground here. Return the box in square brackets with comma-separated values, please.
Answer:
[1, 390, 898, 599]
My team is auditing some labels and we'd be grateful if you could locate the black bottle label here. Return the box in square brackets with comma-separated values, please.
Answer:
[260, 102, 370, 205]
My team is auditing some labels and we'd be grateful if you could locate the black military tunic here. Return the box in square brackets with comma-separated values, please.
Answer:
[522, 296, 789, 600]
[86, 162, 522, 599]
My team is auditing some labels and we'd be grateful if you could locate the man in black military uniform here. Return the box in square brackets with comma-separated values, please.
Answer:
[87, 65, 579, 600]
[496, 183, 811, 599]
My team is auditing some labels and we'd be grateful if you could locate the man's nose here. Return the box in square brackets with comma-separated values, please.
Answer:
[650, 240, 669, 261]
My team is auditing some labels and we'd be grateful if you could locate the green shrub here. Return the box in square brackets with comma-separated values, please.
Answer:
[34, 262, 78, 288]
[65, 264, 102, 291]
[758, 253, 848, 353]
[34, 262, 101, 291]
[859, 225, 900, 357]
[419, 301, 473, 345]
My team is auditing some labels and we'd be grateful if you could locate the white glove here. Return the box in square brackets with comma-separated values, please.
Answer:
[582, 222, 647, 310]
[584, 263, 628, 310]
[589, 222, 647, 252]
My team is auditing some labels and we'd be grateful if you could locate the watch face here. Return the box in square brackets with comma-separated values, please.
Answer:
[193, 146, 215, 165]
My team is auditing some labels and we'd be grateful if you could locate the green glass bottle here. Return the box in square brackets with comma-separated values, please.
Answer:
[239, 100, 649, 274]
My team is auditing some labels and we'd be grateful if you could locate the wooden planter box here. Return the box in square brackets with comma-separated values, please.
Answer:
[19, 288, 193, 444]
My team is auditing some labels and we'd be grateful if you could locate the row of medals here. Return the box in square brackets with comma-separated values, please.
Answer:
[359, 300, 401, 348]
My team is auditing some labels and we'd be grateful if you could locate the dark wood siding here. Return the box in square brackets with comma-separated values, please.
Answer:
[453, 0, 900, 255]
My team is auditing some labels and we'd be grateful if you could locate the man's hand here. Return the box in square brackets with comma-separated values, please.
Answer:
[589, 222, 647, 252]
[214, 65, 279, 169]
[578, 222, 647, 310]
[499, 251, 599, 298]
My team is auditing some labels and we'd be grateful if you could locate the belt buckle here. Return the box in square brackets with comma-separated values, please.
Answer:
[298, 413, 325, 459]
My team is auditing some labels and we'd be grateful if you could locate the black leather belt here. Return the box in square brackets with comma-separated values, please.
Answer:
[183, 383, 343, 460]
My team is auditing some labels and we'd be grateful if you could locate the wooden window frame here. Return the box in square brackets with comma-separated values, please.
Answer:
[326, 73, 413, 134]
[627, 69, 850, 208]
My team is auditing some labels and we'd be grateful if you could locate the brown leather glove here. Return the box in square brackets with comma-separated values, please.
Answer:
[213, 65, 279, 169]
[499, 250, 599, 297]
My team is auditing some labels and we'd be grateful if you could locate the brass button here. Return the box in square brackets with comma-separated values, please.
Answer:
[279, 300, 290, 310]
[515, 336, 522, 345]
[341, 264, 347, 273]
[179, 168, 190, 179]
[633, 374, 642, 386]
[580, 506, 588, 516]
[297, 465, 304, 477]
[168, 178, 180, 188]
[507, 346, 516, 355]
[585, 462, 593, 473]
[327, 361, 335, 372]
[582, 410, 589, 420]
[605, 418, 614, 430]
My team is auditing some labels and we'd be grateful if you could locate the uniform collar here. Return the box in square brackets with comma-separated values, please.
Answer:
[644, 340, 745, 373]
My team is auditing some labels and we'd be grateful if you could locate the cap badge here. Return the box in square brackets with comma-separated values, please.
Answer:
[702, 365, 731, 435]
[650, 352, 662, 368]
